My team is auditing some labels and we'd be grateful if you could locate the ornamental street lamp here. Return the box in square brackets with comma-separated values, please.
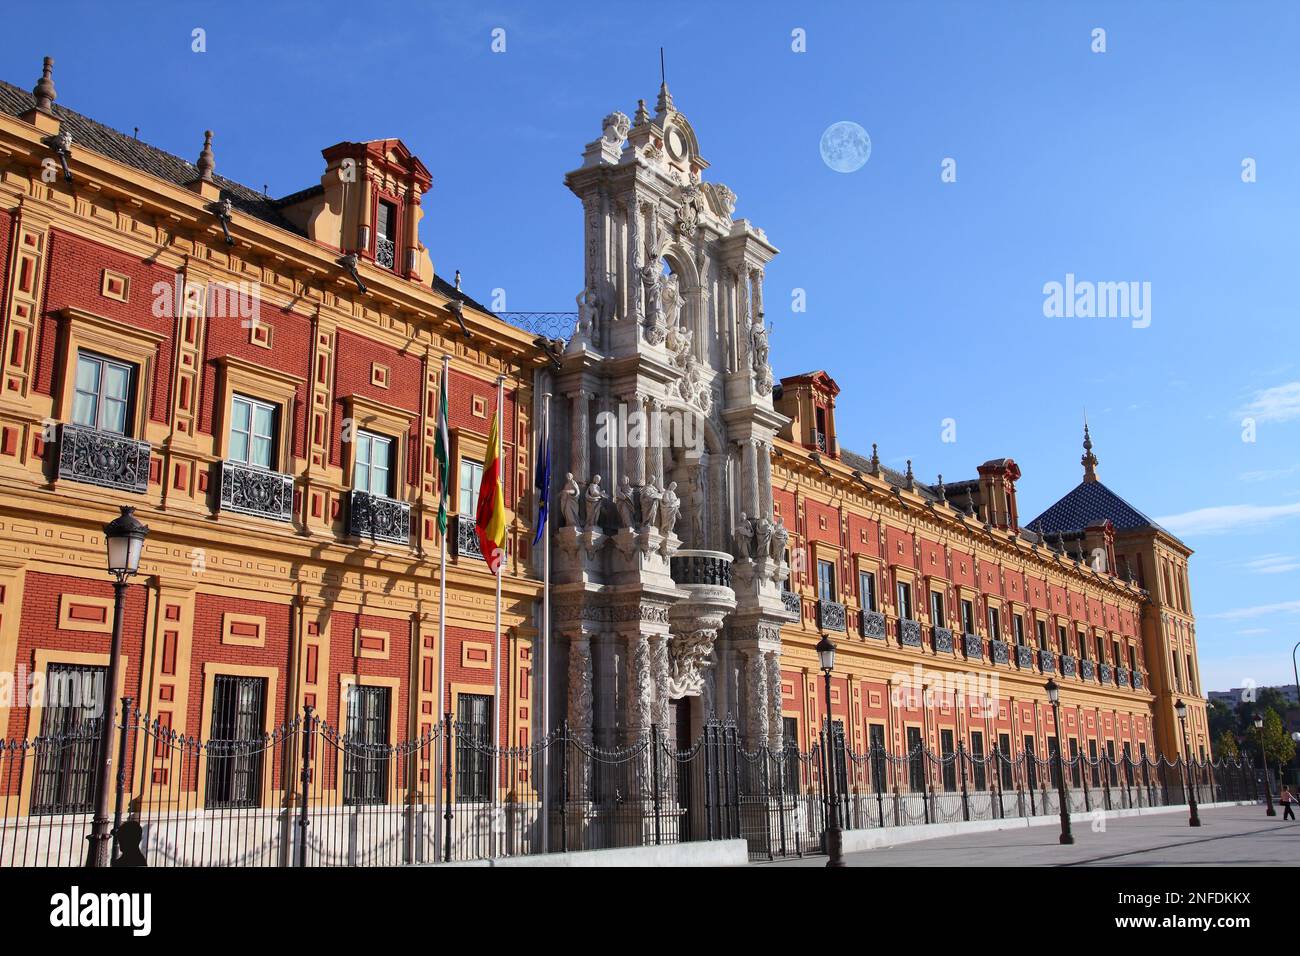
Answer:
[1174, 699, 1200, 827]
[1254, 712, 1276, 817]
[816, 633, 845, 868]
[1045, 679, 1073, 844]
[86, 506, 149, 868]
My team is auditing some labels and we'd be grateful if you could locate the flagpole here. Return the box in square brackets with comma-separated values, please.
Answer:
[437, 353, 450, 855]
[540, 390, 552, 854]
[494, 373, 504, 806]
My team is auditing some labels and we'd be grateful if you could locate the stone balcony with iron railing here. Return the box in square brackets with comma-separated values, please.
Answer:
[348, 490, 410, 546]
[817, 599, 847, 632]
[57, 423, 150, 494]
[670, 551, 733, 588]
[963, 633, 983, 660]
[1132, 671, 1144, 690]
[1116, 666, 1130, 688]
[218, 460, 294, 522]
[1079, 658, 1096, 681]
[780, 589, 802, 619]
[860, 609, 886, 640]
[932, 626, 954, 654]
[1098, 662, 1113, 684]
[990, 640, 1010, 665]
[898, 618, 922, 648]
[375, 235, 396, 271]
[1039, 649, 1056, 674]
[1015, 644, 1036, 670]
[452, 513, 482, 559]
[1060, 654, 1077, 678]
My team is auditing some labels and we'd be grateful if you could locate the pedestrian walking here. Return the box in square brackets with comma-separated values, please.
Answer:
[1281, 786, 1296, 821]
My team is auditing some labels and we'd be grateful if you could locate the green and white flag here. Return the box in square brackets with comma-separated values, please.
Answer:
[434, 366, 450, 535]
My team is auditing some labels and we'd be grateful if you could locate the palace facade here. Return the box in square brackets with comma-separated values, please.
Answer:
[0, 56, 1208, 834]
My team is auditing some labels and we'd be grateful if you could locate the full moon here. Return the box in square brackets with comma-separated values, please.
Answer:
[819, 121, 871, 173]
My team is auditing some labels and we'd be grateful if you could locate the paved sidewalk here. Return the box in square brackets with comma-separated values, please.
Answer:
[765, 805, 1297, 866]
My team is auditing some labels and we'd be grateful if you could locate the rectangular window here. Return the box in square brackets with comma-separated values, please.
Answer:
[1048, 736, 1061, 788]
[228, 394, 277, 469]
[817, 559, 836, 603]
[970, 730, 986, 790]
[858, 570, 876, 612]
[1123, 744, 1134, 786]
[459, 458, 484, 514]
[987, 607, 1002, 642]
[1058, 625, 1069, 655]
[31, 664, 105, 815]
[1185, 654, 1196, 694]
[929, 590, 945, 628]
[1069, 738, 1081, 788]
[1013, 614, 1025, 646]
[72, 352, 133, 435]
[1036, 619, 1048, 650]
[456, 693, 493, 802]
[997, 733, 1013, 789]
[1095, 635, 1105, 663]
[1106, 741, 1118, 786]
[1023, 734, 1038, 790]
[961, 599, 975, 635]
[375, 200, 397, 270]
[1078, 629, 1089, 660]
[354, 430, 394, 497]
[940, 729, 957, 792]
[868, 723, 886, 792]
[783, 716, 801, 794]
[906, 726, 924, 792]
[1128, 645, 1137, 672]
[205, 675, 267, 809]
[343, 685, 390, 805]
[896, 580, 913, 620]
[1089, 740, 1100, 787]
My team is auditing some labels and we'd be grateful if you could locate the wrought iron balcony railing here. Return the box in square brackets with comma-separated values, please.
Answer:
[348, 490, 410, 546]
[817, 600, 846, 632]
[1098, 662, 1113, 684]
[1079, 659, 1096, 681]
[898, 618, 922, 648]
[1060, 654, 1077, 678]
[990, 640, 1010, 665]
[1116, 666, 1129, 688]
[932, 626, 954, 654]
[218, 460, 294, 522]
[781, 589, 802, 618]
[1015, 644, 1035, 669]
[860, 609, 886, 639]
[453, 513, 482, 560]
[375, 235, 396, 271]
[963, 633, 983, 659]
[1039, 649, 1056, 673]
[57, 423, 150, 494]
[671, 551, 733, 588]
[813, 430, 827, 452]
[1132, 671, 1143, 690]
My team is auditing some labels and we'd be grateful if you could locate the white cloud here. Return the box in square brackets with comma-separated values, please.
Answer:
[1239, 381, 1300, 424]
[1156, 502, 1300, 535]
[1210, 600, 1300, 620]
[1245, 554, 1300, 574]
[1236, 628, 1271, 636]
[1238, 465, 1300, 483]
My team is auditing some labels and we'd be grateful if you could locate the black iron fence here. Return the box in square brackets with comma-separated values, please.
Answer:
[0, 701, 1260, 866]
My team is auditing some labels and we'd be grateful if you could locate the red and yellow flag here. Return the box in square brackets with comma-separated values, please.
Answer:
[475, 409, 507, 573]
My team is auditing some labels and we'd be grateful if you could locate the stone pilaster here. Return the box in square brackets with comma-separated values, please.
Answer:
[568, 388, 590, 482]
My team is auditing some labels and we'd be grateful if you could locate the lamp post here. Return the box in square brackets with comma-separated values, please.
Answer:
[1254, 712, 1276, 816]
[1045, 679, 1073, 844]
[816, 633, 844, 868]
[86, 506, 149, 868]
[1175, 699, 1200, 827]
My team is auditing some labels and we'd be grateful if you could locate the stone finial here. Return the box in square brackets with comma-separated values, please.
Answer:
[869, 442, 880, 475]
[634, 98, 651, 125]
[655, 81, 675, 115]
[904, 459, 915, 490]
[1081, 420, 1099, 482]
[965, 488, 976, 516]
[196, 130, 215, 183]
[32, 56, 56, 113]
[936, 474, 946, 504]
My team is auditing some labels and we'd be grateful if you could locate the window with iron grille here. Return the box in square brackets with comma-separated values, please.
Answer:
[1023, 734, 1038, 790]
[1069, 738, 1082, 788]
[970, 731, 986, 791]
[940, 729, 957, 792]
[1048, 736, 1061, 789]
[31, 663, 106, 815]
[830, 719, 848, 803]
[1107, 740, 1118, 786]
[343, 685, 391, 805]
[997, 733, 1013, 789]
[456, 693, 493, 802]
[783, 715, 801, 793]
[205, 675, 267, 809]
[1089, 739, 1101, 787]
[906, 726, 925, 792]
[868, 723, 886, 792]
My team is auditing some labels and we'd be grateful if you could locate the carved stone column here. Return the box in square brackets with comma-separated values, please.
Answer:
[567, 635, 593, 746]
[746, 648, 770, 748]
[623, 391, 645, 488]
[625, 630, 653, 742]
[757, 440, 773, 522]
[742, 439, 761, 518]
[649, 398, 665, 488]
[766, 650, 784, 749]
[651, 633, 671, 728]
[569, 389, 590, 482]
[750, 266, 764, 319]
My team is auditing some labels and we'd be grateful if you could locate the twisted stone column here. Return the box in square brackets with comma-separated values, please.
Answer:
[569, 389, 590, 482]
[766, 651, 784, 749]
[747, 649, 770, 748]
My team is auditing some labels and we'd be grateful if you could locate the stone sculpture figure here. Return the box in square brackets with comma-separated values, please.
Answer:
[560, 472, 581, 528]
[732, 511, 753, 560]
[660, 481, 680, 536]
[770, 515, 790, 562]
[752, 516, 773, 560]
[615, 474, 636, 530]
[640, 480, 662, 531]
[584, 475, 606, 529]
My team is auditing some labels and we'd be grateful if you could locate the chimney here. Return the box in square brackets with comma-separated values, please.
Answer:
[976, 458, 1021, 531]
[21, 56, 61, 134]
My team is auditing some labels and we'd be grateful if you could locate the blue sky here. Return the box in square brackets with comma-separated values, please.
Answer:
[4, 1, 1298, 690]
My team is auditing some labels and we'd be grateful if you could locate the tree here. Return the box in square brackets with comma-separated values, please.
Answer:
[1213, 729, 1239, 760]
[1207, 699, 1236, 742]
[1254, 708, 1295, 770]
